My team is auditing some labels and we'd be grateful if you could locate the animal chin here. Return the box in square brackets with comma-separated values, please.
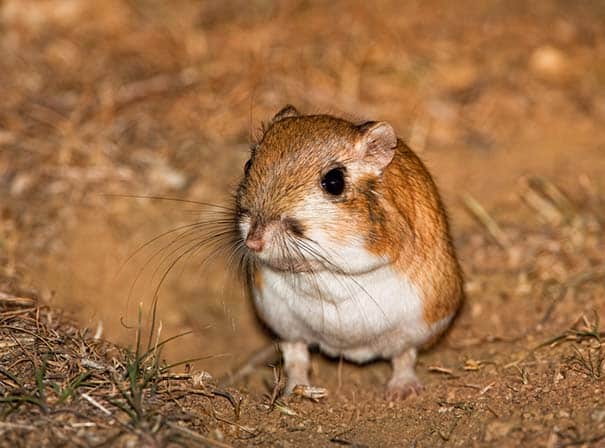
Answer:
[261, 258, 320, 273]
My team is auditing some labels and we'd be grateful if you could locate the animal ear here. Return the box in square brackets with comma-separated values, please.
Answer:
[356, 121, 397, 172]
[272, 104, 300, 123]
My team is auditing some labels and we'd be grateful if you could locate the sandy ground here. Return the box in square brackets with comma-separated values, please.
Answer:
[1, 1, 605, 446]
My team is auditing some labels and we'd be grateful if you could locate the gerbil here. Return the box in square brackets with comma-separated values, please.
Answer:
[235, 105, 463, 399]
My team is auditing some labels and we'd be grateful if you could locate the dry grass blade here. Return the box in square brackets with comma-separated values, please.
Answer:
[165, 421, 234, 448]
[0, 291, 252, 445]
[219, 344, 279, 387]
[566, 344, 603, 379]
[521, 176, 577, 225]
[529, 176, 577, 221]
[115, 68, 199, 110]
[428, 366, 458, 377]
[0, 294, 36, 307]
[462, 194, 509, 247]
[0, 421, 36, 431]
[81, 393, 112, 416]
[266, 364, 284, 411]
[537, 312, 604, 348]
[0, 325, 54, 351]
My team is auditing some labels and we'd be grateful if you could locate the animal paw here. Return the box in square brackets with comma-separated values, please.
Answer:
[284, 376, 310, 395]
[385, 377, 424, 400]
[291, 384, 329, 400]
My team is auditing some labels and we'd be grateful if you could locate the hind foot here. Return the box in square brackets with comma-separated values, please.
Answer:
[385, 348, 424, 400]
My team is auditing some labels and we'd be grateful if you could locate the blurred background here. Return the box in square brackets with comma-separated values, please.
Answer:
[1, 0, 604, 378]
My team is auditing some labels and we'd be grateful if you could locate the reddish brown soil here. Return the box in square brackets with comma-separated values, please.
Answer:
[1, 1, 605, 446]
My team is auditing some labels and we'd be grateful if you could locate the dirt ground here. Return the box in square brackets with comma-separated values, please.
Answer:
[1, 1, 605, 446]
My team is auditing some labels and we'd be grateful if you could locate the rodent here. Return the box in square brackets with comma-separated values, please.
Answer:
[234, 105, 463, 399]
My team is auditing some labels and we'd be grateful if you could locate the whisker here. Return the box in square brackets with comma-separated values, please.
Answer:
[294, 239, 367, 332]
[146, 233, 234, 348]
[119, 219, 232, 279]
[125, 220, 233, 307]
[296, 237, 388, 323]
[190, 234, 244, 299]
[150, 229, 236, 287]
[283, 233, 328, 333]
[190, 232, 242, 274]
[108, 192, 243, 346]
[104, 193, 236, 211]
[224, 238, 249, 280]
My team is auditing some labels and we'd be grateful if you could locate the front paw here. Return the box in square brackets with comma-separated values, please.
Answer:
[285, 376, 310, 395]
[385, 376, 424, 400]
[291, 384, 329, 400]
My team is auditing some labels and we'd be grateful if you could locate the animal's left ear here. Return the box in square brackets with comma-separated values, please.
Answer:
[272, 104, 300, 123]
[355, 121, 397, 172]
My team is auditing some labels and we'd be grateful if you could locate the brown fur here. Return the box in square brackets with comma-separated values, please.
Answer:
[360, 142, 464, 324]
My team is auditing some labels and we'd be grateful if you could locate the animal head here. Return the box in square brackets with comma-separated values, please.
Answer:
[235, 105, 398, 274]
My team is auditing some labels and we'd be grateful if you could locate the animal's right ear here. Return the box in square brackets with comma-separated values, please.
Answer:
[355, 121, 397, 173]
[272, 105, 299, 123]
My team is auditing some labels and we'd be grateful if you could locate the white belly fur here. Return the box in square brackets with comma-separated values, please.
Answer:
[253, 265, 451, 363]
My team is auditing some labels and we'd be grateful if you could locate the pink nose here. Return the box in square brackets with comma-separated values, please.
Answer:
[245, 236, 264, 252]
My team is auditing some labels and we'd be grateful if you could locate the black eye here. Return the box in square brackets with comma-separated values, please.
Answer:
[244, 159, 252, 175]
[321, 168, 345, 196]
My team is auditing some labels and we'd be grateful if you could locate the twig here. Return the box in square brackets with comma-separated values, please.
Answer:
[0, 325, 54, 350]
[427, 366, 458, 378]
[485, 405, 499, 418]
[267, 364, 283, 410]
[0, 294, 36, 306]
[452, 383, 481, 390]
[462, 194, 508, 247]
[115, 68, 199, 110]
[81, 393, 112, 416]
[522, 184, 561, 224]
[0, 421, 36, 431]
[0, 308, 36, 319]
[525, 176, 576, 224]
[81, 358, 108, 371]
